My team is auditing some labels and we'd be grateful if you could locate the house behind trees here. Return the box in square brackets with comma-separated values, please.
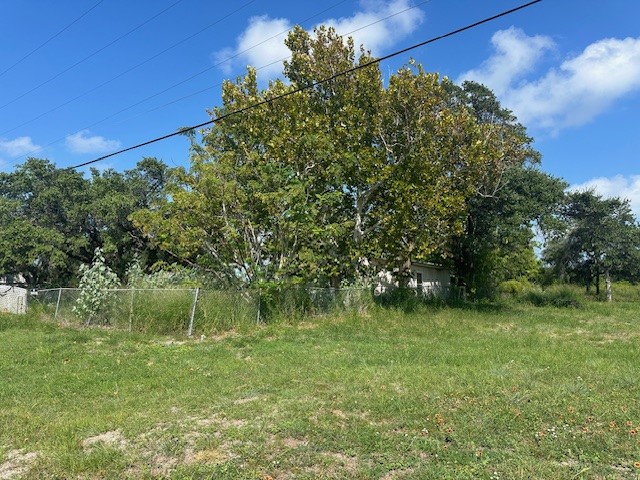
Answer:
[375, 262, 451, 296]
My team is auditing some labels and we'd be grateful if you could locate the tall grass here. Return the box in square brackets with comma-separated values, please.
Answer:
[2, 301, 640, 478]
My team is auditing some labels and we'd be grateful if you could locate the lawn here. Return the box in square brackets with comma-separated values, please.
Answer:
[1, 301, 639, 479]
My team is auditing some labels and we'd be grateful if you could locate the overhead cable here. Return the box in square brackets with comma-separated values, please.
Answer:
[8, 0, 352, 162]
[143, 0, 432, 115]
[0, 0, 187, 112]
[0, 0, 259, 137]
[67, 0, 543, 170]
[0, 0, 105, 79]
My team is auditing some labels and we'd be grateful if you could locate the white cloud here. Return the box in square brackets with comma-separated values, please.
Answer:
[457, 27, 554, 96]
[65, 130, 121, 154]
[571, 175, 640, 218]
[214, 0, 424, 81]
[0, 136, 42, 157]
[214, 16, 292, 79]
[459, 29, 640, 132]
[323, 0, 424, 54]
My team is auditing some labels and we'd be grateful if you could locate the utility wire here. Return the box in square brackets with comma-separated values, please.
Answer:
[0, 0, 187, 112]
[9, 0, 352, 162]
[75, 0, 352, 126]
[0, 0, 104, 79]
[72, 0, 415, 134]
[0, 0, 259, 137]
[68, 0, 542, 170]
[144, 0, 432, 115]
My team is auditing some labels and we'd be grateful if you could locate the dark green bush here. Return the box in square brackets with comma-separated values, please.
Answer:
[522, 285, 582, 308]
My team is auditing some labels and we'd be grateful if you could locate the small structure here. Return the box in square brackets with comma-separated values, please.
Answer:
[0, 274, 27, 286]
[375, 261, 451, 296]
[0, 285, 28, 314]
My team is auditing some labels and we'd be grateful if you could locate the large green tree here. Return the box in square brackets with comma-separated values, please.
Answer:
[544, 190, 640, 300]
[0, 158, 92, 285]
[88, 157, 170, 276]
[134, 27, 533, 288]
[446, 82, 566, 297]
[0, 157, 169, 286]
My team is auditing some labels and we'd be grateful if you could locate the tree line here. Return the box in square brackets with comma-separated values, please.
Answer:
[1, 26, 639, 298]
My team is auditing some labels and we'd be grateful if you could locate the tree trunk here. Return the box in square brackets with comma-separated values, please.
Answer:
[605, 268, 612, 302]
[397, 257, 413, 288]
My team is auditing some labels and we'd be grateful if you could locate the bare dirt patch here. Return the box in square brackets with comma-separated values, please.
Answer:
[380, 467, 415, 479]
[185, 446, 232, 465]
[149, 453, 179, 477]
[0, 450, 39, 480]
[282, 437, 308, 449]
[81, 430, 128, 451]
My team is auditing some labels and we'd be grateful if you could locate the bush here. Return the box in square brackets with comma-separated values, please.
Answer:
[498, 279, 532, 297]
[374, 286, 447, 312]
[73, 248, 120, 324]
[522, 285, 582, 308]
[126, 259, 208, 288]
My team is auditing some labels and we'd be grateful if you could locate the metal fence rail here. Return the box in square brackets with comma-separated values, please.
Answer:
[31, 287, 374, 336]
[30, 285, 461, 336]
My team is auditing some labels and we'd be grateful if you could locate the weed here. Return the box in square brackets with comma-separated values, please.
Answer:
[1, 301, 639, 478]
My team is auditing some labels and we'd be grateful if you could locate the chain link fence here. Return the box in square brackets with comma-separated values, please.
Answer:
[30, 286, 375, 336]
[30, 284, 462, 336]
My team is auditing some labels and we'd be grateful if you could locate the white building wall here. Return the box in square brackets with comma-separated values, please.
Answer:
[0, 286, 28, 314]
[375, 263, 451, 296]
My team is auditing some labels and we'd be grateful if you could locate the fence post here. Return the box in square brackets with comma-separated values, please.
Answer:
[187, 288, 199, 337]
[129, 289, 134, 332]
[54, 288, 62, 320]
[256, 291, 261, 325]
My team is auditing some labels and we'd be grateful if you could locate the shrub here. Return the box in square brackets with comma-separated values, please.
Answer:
[126, 259, 207, 288]
[498, 279, 532, 297]
[522, 285, 582, 308]
[73, 248, 120, 324]
[374, 286, 447, 312]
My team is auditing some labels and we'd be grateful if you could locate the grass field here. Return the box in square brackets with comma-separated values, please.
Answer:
[1, 300, 639, 479]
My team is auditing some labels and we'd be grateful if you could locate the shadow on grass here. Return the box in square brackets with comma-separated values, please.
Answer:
[373, 287, 511, 314]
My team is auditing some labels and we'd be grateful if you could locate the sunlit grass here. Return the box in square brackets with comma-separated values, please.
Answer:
[1, 301, 639, 478]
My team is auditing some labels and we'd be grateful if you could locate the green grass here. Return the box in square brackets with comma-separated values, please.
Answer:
[1, 301, 640, 479]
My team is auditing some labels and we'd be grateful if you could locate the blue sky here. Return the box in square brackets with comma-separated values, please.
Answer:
[1, 0, 639, 213]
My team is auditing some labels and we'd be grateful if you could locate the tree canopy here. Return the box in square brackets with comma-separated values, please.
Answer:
[544, 190, 640, 299]
[133, 27, 545, 289]
[2, 26, 638, 299]
[0, 157, 169, 286]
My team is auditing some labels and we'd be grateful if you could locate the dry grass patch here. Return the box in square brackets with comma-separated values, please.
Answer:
[80, 430, 128, 451]
[0, 450, 39, 480]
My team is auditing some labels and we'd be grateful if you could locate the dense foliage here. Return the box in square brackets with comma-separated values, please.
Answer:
[544, 190, 640, 299]
[1, 26, 639, 298]
[133, 27, 547, 289]
[0, 157, 169, 286]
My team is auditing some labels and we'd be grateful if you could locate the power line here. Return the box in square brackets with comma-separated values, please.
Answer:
[8, 0, 353, 162]
[0, 0, 259, 137]
[77, 0, 353, 125]
[0, 0, 105, 79]
[67, 0, 543, 170]
[71, 0, 419, 135]
[0, 0, 187, 112]
[143, 0, 432, 116]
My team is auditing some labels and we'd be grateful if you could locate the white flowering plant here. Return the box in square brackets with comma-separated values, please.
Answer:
[73, 248, 120, 325]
